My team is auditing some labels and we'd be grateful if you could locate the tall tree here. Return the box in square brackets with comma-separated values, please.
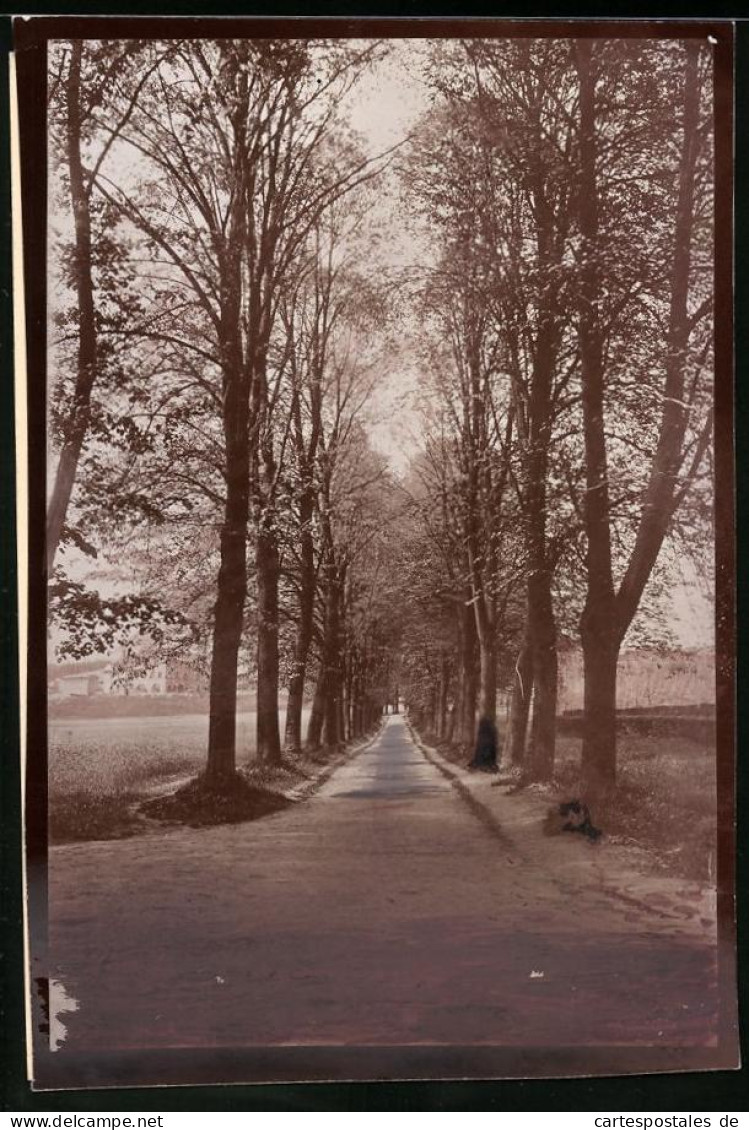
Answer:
[89, 40, 385, 786]
[47, 40, 160, 571]
[573, 39, 713, 795]
[464, 39, 580, 781]
[275, 192, 383, 755]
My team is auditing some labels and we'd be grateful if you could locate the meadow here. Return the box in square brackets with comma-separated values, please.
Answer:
[49, 709, 310, 843]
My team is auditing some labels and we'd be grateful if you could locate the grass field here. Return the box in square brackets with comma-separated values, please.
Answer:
[49, 710, 310, 843]
[49, 692, 257, 720]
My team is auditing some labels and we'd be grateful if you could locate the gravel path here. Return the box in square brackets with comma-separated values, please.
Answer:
[46, 716, 719, 1059]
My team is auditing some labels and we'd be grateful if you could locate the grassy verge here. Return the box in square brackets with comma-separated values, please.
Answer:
[551, 733, 716, 882]
[421, 726, 716, 882]
[49, 721, 375, 845]
[50, 791, 150, 843]
[139, 775, 295, 828]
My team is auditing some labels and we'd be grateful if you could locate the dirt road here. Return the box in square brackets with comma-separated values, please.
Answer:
[47, 715, 717, 1055]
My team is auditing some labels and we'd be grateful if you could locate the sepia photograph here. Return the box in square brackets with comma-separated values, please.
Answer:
[14, 17, 737, 1090]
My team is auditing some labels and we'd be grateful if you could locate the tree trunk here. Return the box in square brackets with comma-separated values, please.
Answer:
[426, 684, 437, 734]
[507, 120, 564, 784]
[205, 80, 252, 789]
[445, 704, 456, 744]
[284, 654, 307, 753]
[306, 668, 326, 750]
[256, 522, 281, 766]
[47, 41, 97, 573]
[322, 575, 342, 748]
[348, 667, 359, 739]
[575, 40, 619, 796]
[352, 652, 364, 737]
[437, 655, 449, 739]
[470, 627, 499, 771]
[521, 314, 558, 783]
[581, 622, 619, 795]
[206, 454, 250, 785]
[338, 648, 348, 742]
[284, 494, 316, 752]
[526, 569, 558, 782]
[506, 628, 533, 766]
[477, 641, 497, 724]
[458, 601, 478, 746]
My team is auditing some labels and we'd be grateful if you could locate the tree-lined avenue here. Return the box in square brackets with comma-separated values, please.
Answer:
[49, 717, 716, 1051]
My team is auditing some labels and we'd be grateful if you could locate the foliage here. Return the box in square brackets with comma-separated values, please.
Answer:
[49, 573, 187, 660]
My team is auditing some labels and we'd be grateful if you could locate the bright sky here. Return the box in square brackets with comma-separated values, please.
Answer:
[347, 40, 431, 155]
[345, 42, 429, 478]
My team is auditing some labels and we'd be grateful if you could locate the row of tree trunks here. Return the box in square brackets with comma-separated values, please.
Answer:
[305, 550, 379, 751]
[307, 659, 382, 751]
[344, 653, 380, 742]
[267, 598, 385, 760]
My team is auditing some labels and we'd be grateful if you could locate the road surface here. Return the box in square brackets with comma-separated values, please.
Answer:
[47, 715, 717, 1054]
